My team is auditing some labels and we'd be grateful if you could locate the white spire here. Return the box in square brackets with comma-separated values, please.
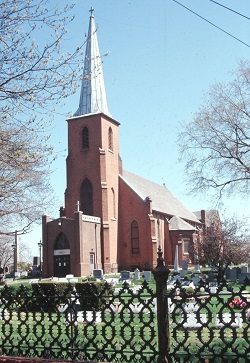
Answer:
[74, 8, 111, 117]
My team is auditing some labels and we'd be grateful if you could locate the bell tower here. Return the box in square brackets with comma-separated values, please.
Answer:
[64, 8, 121, 273]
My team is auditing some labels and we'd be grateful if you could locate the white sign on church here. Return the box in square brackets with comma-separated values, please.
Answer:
[54, 249, 70, 256]
[82, 215, 101, 223]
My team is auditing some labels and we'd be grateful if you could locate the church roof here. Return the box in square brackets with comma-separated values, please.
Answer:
[74, 8, 111, 118]
[169, 215, 197, 231]
[120, 170, 201, 224]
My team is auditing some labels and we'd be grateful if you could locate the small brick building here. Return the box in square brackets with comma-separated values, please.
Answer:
[42, 10, 205, 278]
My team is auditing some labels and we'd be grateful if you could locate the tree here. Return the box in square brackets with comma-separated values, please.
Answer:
[0, 235, 14, 273]
[0, 234, 32, 274]
[179, 59, 250, 200]
[198, 215, 250, 282]
[0, 1, 84, 235]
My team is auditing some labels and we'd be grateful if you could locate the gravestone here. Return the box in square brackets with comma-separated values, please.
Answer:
[236, 267, 241, 278]
[241, 265, 247, 274]
[143, 271, 151, 281]
[231, 267, 237, 282]
[134, 268, 140, 280]
[93, 269, 103, 279]
[225, 268, 231, 280]
[248, 264, 250, 273]
[238, 273, 246, 284]
[192, 275, 199, 287]
[182, 260, 188, 270]
[120, 270, 130, 281]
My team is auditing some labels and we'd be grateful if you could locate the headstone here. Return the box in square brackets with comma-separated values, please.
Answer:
[182, 260, 188, 270]
[183, 313, 207, 329]
[143, 271, 151, 281]
[238, 273, 250, 284]
[241, 265, 247, 274]
[231, 267, 237, 282]
[225, 268, 231, 280]
[120, 270, 130, 281]
[15, 272, 20, 278]
[93, 269, 103, 279]
[192, 275, 199, 287]
[236, 267, 241, 279]
[248, 264, 250, 273]
[174, 245, 179, 272]
[134, 268, 140, 280]
[216, 312, 242, 328]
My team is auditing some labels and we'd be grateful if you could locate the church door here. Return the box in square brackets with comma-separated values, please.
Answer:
[53, 233, 71, 277]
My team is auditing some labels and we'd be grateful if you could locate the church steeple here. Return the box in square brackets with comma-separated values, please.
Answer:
[74, 8, 111, 117]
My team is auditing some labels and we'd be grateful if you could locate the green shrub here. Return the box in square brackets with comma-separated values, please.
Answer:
[75, 281, 113, 311]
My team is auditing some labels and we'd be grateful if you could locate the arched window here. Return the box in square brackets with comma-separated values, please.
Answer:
[80, 178, 93, 215]
[55, 233, 70, 250]
[108, 127, 113, 151]
[82, 127, 89, 149]
[131, 220, 139, 255]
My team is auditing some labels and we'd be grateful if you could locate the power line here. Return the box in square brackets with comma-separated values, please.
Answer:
[171, 0, 250, 48]
[208, 0, 250, 21]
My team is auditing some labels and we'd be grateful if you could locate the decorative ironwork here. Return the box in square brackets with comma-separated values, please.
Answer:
[0, 281, 157, 362]
[166, 275, 250, 362]
[1, 273, 250, 362]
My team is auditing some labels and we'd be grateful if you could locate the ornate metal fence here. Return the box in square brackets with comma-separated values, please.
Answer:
[165, 277, 250, 363]
[1, 262, 250, 363]
[0, 280, 157, 363]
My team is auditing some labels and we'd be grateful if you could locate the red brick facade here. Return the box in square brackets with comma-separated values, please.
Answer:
[42, 111, 205, 276]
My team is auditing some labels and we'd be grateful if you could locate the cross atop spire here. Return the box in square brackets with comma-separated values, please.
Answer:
[73, 9, 111, 118]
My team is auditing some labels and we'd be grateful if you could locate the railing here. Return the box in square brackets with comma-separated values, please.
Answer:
[0, 280, 157, 363]
[1, 249, 250, 363]
[166, 278, 250, 362]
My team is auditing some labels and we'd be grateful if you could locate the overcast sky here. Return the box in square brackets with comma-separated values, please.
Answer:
[20, 0, 250, 257]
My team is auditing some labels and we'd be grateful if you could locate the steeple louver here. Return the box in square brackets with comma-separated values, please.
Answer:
[74, 8, 111, 117]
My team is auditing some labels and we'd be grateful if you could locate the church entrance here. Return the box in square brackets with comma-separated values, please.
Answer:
[53, 233, 70, 277]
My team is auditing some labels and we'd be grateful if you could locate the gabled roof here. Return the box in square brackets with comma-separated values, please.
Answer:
[169, 215, 197, 231]
[120, 170, 201, 224]
[74, 9, 111, 118]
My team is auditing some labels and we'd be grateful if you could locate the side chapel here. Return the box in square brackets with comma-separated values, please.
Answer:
[42, 9, 209, 278]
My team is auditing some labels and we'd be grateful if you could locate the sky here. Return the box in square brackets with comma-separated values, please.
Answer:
[20, 0, 250, 258]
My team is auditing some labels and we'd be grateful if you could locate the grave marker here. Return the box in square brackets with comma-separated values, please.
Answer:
[93, 269, 103, 279]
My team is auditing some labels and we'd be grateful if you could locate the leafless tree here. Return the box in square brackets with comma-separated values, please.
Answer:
[179, 59, 250, 201]
[0, 235, 14, 273]
[0, 1, 85, 235]
[199, 215, 250, 281]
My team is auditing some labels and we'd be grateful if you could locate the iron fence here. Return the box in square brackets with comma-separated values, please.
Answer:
[1, 261, 250, 362]
[166, 277, 250, 363]
[0, 280, 157, 363]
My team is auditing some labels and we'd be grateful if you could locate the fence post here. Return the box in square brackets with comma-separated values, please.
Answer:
[152, 246, 170, 363]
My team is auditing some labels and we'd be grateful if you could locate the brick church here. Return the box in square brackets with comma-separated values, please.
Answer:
[42, 9, 207, 278]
